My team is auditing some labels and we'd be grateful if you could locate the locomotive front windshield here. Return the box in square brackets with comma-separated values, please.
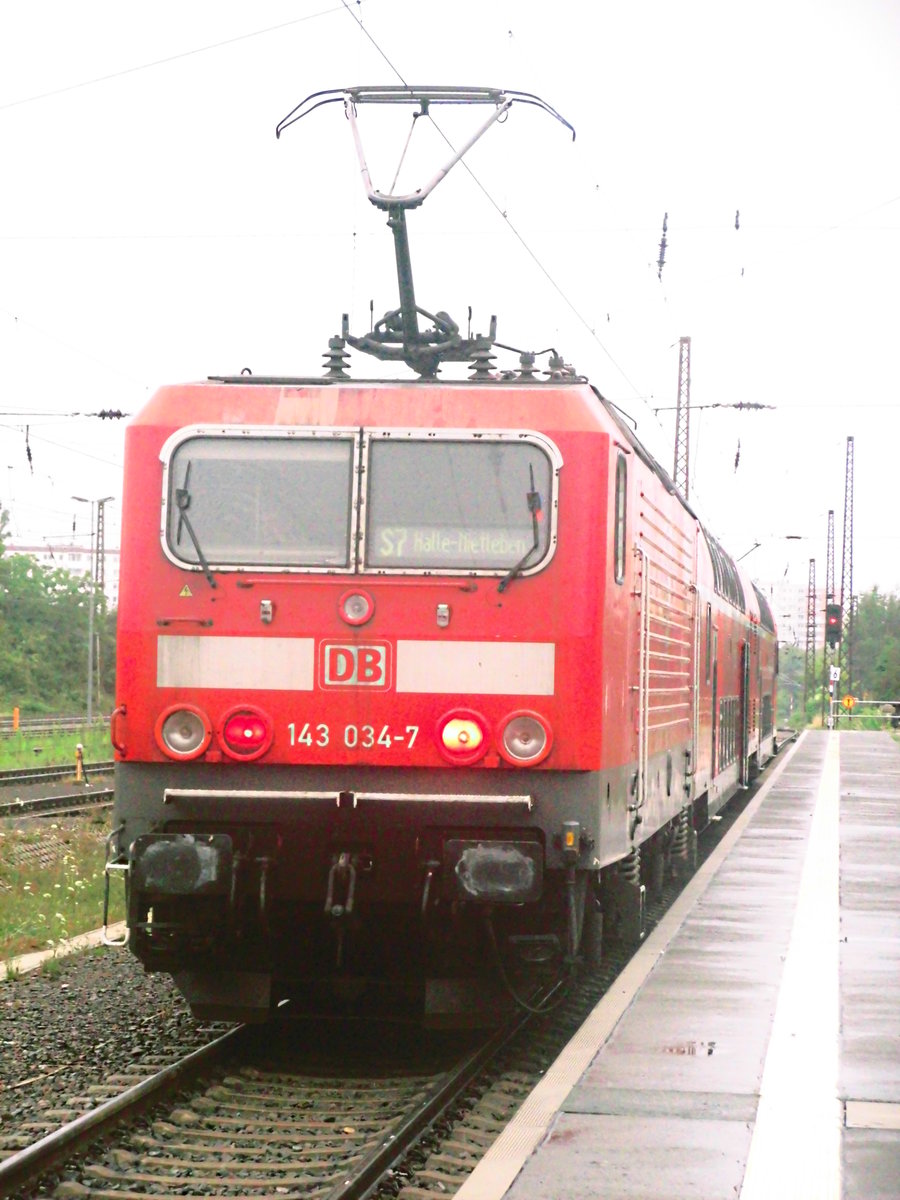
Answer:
[163, 430, 556, 575]
[165, 436, 355, 567]
[365, 439, 553, 570]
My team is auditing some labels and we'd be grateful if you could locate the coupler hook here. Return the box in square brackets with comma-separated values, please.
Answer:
[324, 852, 357, 918]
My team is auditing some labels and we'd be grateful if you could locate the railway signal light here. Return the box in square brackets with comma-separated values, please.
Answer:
[825, 603, 842, 646]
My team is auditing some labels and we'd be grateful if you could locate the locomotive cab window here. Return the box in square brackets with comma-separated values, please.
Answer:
[364, 435, 558, 573]
[163, 433, 356, 569]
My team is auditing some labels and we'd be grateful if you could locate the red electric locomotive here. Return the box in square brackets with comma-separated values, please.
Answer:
[105, 88, 778, 1022]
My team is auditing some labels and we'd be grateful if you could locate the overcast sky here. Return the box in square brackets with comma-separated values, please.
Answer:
[1, 0, 898, 609]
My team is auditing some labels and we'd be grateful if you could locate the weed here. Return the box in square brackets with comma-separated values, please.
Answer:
[0, 815, 124, 961]
[40, 954, 64, 980]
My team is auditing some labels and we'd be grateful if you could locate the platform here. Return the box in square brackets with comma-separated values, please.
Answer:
[456, 730, 900, 1200]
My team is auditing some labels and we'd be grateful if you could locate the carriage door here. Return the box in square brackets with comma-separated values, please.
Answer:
[711, 628, 718, 773]
[739, 640, 751, 785]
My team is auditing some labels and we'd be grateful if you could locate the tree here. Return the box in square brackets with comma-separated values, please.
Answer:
[776, 643, 805, 725]
[0, 516, 117, 715]
[853, 589, 900, 700]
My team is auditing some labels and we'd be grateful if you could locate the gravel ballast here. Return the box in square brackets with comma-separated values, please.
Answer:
[0, 947, 227, 1153]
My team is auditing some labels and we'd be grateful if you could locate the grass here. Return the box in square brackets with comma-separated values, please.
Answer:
[0, 726, 112, 771]
[0, 812, 125, 962]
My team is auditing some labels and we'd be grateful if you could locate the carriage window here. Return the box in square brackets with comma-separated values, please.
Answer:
[365, 439, 554, 571]
[705, 603, 712, 683]
[614, 453, 627, 583]
[165, 436, 355, 568]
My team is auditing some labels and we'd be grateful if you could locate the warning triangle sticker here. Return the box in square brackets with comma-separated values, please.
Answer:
[179, 585, 193, 598]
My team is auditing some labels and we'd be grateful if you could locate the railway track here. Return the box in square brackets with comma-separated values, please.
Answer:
[0, 762, 114, 788]
[0, 874, 686, 1199]
[0, 790, 114, 821]
[0, 998, 551, 1199]
[0, 719, 107, 737]
[0, 762, 115, 820]
[0, 751, 796, 1199]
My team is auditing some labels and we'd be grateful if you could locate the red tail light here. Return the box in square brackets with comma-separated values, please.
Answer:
[219, 706, 273, 761]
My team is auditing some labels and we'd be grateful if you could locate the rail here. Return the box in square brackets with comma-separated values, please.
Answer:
[0, 761, 115, 787]
[0, 716, 109, 736]
[828, 698, 900, 728]
[0, 1027, 246, 1194]
[0, 789, 113, 820]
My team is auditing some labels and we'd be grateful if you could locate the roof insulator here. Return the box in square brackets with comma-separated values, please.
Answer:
[468, 343, 497, 380]
[517, 351, 537, 381]
[323, 336, 351, 379]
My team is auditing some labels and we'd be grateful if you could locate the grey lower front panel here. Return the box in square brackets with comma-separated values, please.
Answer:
[113, 759, 638, 876]
[109, 757, 701, 1018]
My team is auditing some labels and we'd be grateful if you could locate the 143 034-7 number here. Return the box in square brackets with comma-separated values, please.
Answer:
[287, 722, 419, 749]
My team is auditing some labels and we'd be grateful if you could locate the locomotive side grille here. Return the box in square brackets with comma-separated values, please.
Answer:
[642, 557, 693, 736]
[635, 491, 696, 748]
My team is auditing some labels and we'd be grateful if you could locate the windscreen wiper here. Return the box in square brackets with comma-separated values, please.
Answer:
[175, 462, 217, 589]
[498, 465, 542, 593]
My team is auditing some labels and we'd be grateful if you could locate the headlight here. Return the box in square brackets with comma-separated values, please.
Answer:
[155, 705, 212, 760]
[339, 589, 375, 626]
[498, 711, 552, 766]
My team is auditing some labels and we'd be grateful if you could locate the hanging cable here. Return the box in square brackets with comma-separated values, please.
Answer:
[657, 211, 668, 280]
[1, 6, 348, 112]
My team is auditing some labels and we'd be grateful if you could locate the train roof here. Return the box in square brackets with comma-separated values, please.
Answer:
[130, 371, 771, 629]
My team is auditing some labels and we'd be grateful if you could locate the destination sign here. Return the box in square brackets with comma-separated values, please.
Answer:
[371, 525, 533, 564]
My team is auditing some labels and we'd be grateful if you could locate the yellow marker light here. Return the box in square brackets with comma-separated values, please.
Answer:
[565, 830, 576, 848]
[436, 710, 491, 765]
[442, 719, 484, 752]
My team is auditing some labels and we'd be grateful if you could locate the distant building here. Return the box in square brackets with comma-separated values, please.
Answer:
[5, 543, 120, 607]
[757, 577, 825, 648]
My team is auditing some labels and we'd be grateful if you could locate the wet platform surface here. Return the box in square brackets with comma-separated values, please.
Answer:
[456, 731, 900, 1199]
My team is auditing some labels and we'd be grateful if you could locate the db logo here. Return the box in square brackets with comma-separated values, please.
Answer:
[320, 641, 391, 689]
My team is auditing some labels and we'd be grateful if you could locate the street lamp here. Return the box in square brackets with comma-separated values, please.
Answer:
[72, 495, 114, 724]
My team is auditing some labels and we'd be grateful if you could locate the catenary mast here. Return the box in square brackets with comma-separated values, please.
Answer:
[805, 557, 817, 711]
[673, 337, 691, 498]
[822, 510, 835, 725]
[838, 436, 854, 696]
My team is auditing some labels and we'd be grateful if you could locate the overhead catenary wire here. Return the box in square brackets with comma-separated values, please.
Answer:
[0, 410, 127, 419]
[0, 306, 149, 388]
[0, 424, 124, 470]
[0, 5, 350, 112]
